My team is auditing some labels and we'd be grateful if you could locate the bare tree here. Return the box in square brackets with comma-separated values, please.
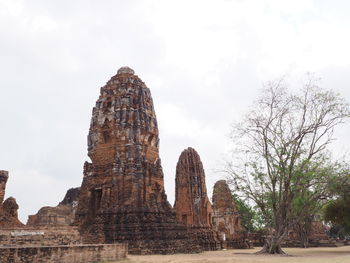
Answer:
[226, 76, 350, 254]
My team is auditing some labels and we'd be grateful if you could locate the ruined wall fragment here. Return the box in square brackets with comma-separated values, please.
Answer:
[0, 170, 23, 228]
[27, 187, 80, 227]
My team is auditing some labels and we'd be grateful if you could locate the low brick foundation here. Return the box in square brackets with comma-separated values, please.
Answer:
[0, 227, 81, 247]
[0, 243, 128, 263]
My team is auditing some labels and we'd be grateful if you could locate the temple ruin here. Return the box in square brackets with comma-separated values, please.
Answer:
[285, 215, 334, 247]
[0, 170, 23, 228]
[27, 187, 80, 227]
[75, 67, 200, 254]
[174, 147, 220, 250]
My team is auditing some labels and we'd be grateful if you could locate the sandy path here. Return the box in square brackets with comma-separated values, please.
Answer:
[116, 246, 350, 263]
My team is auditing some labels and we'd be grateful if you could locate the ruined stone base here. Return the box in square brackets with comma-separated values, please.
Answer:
[248, 233, 265, 247]
[283, 238, 337, 248]
[0, 244, 127, 263]
[226, 238, 253, 249]
[0, 227, 81, 247]
[190, 227, 221, 251]
[79, 211, 202, 255]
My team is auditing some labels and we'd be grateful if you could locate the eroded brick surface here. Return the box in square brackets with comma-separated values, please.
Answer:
[0, 227, 81, 246]
[0, 243, 127, 263]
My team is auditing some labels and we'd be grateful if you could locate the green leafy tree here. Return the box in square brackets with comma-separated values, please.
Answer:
[226, 76, 350, 254]
[324, 199, 350, 229]
[293, 190, 326, 248]
[324, 173, 350, 233]
[233, 195, 263, 233]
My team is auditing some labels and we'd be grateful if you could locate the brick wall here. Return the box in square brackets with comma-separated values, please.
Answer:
[0, 227, 81, 246]
[0, 243, 128, 263]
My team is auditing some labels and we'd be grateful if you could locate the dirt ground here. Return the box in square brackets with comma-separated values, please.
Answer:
[116, 246, 350, 263]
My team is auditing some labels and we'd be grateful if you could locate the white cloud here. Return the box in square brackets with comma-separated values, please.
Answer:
[0, 0, 24, 17]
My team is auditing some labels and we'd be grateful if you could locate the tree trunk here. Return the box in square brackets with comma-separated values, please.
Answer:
[296, 219, 311, 248]
[256, 236, 286, 254]
[300, 231, 309, 248]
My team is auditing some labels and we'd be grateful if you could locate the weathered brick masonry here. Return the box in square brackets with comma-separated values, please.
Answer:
[0, 227, 81, 247]
[0, 243, 127, 263]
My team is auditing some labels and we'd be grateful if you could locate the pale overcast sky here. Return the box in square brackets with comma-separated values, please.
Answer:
[1, 0, 350, 222]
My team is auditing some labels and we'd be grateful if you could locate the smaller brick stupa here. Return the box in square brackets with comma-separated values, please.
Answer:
[174, 147, 220, 250]
[212, 180, 246, 248]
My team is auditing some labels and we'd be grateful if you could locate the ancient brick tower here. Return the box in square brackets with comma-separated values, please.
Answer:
[174, 147, 220, 250]
[75, 67, 200, 254]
